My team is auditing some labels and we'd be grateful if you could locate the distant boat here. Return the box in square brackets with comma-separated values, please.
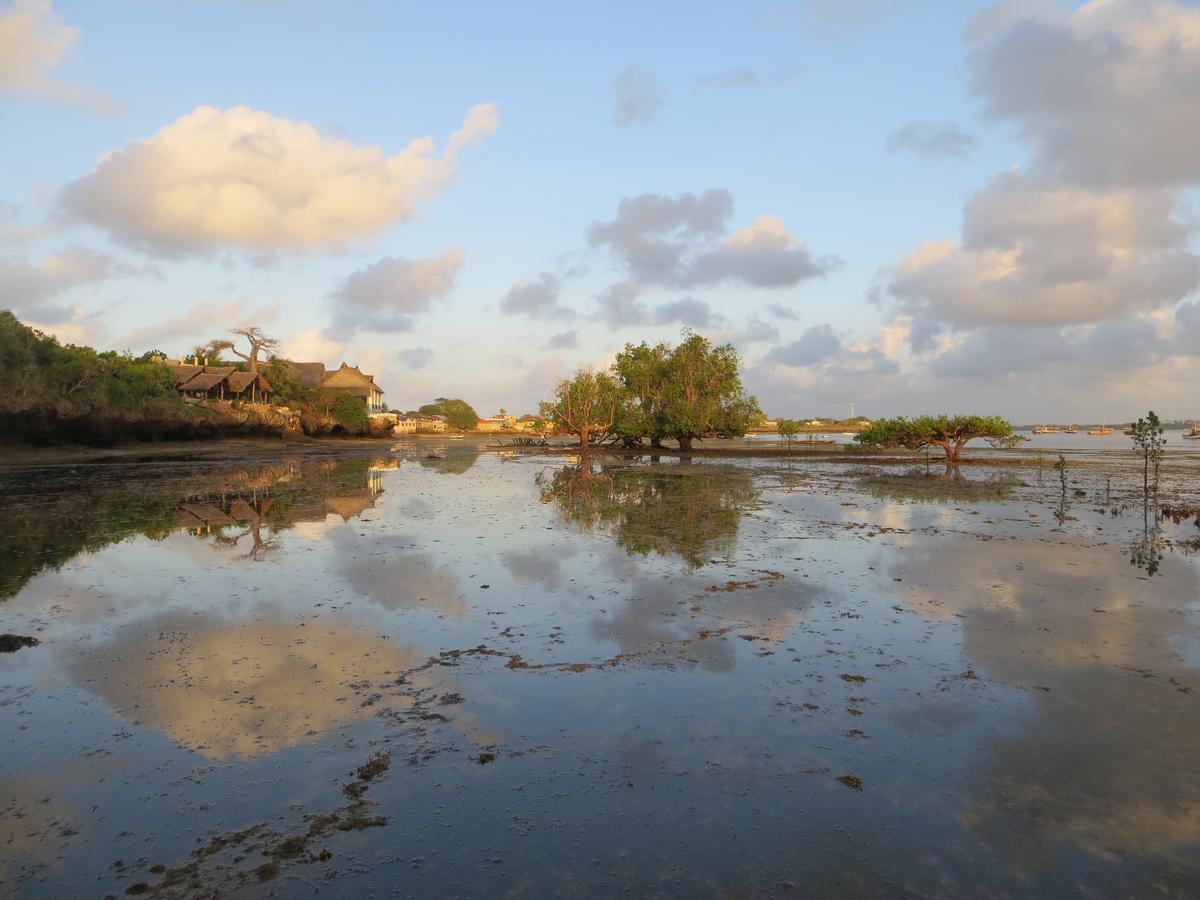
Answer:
[1185, 424, 1200, 440]
[1089, 427, 1113, 436]
[1064, 425, 1077, 434]
[1123, 427, 1136, 436]
[1032, 425, 1061, 434]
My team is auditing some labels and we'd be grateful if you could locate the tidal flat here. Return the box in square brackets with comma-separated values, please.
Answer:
[1, 444, 1198, 898]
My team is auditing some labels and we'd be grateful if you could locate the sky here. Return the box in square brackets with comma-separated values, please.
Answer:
[2, 0, 1199, 421]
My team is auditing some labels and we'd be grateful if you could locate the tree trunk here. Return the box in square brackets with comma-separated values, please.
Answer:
[678, 434, 694, 452]
[937, 439, 957, 462]
[579, 428, 590, 453]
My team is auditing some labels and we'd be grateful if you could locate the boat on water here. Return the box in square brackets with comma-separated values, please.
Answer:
[1032, 425, 1061, 434]
[1123, 427, 1136, 436]
[1089, 427, 1113, 436]
[1185, 424, 1200, 440]
[1065, 425, 1077, 433]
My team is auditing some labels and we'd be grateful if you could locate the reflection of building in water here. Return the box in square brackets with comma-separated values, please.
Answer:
[170, 460, 387, 548]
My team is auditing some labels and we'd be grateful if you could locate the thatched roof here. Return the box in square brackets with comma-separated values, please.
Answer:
[172, 364, 203, 387]
[287, 362, 327, 389]
[226, 372, 272, 393]
[181, 373, 229, 392]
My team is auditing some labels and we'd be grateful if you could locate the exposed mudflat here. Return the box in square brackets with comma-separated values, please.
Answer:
[1, 442, 1198, 897]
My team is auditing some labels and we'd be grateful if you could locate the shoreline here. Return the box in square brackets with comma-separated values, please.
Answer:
[4, 430, 1199, 474]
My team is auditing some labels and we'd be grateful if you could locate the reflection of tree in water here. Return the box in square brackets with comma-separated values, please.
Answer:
[859, 467, 1022, 505]
[536, 462, 758, 568]
[415, 445, 479, 475]
[0, 455, 389, 599]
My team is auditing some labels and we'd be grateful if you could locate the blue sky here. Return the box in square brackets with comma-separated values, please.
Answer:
[3, 0, 1199, 420]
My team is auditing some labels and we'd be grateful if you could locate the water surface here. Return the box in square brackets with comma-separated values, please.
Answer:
[2, 445, 1198, 897]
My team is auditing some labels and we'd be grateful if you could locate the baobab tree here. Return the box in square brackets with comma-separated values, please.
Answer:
[208, 326, 280, 373]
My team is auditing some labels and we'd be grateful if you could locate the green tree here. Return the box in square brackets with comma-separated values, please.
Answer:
[777, 418, 801, 448]
[263, 356, 304, 403]
[611, 340, 671, 447]
[419, 397, 478, 430]
[1129, 410, 1167, 502]
[658, 331, 760, 451]
[853, 414, 1024, 462]
[539, 369, 623, 452]
[332, 394, 367, 433]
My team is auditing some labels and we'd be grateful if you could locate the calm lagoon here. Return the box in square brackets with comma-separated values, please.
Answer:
[2, 444, 1198, 897]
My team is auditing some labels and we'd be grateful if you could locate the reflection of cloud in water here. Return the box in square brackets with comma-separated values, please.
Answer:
[336, 533, 466, 617]
[503, 546, 578, 591]
[588, 550, 818, 671]
[72, 614, 435, 760]
[893, 535, 1200, 871]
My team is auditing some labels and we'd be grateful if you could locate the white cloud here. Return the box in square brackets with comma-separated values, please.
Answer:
[587, 191, 839, 292]
[968, 0, 1200, 190]
[330, 248, 463, 336]
[0, 247, 131, 323]
[500, 273, 574, 320]
[282, 326, 345, 364]
[890, 1, 1200, 342]
[61, 103, 499, 255]
[396, 347, 434, 369]
[0, 0, 114, 111]
[544, 330, 579, 350]
[886, 122, 977, 159]
[116, 300, 280, 353]
[891, 174, 1200, 331]
[611, 66, 663, 126]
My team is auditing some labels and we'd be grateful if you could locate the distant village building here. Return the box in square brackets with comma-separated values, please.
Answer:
[476, 417, 506, 432]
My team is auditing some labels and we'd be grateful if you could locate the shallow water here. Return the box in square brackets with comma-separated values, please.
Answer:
[2, 445, 1199, 897]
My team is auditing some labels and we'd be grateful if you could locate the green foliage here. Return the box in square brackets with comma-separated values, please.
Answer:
[607, 331, 760, 450]
[1130, 410, 1167, 501]
[540, 369, 624, 450]
[776, 419, 801, 446]
[263, 356, 304, 403]
[419, 397, 478, 430]
[332, 393, 368, 433]
[612, 340, 671, 445]
[853, 414, 1024, 461]
[0, 309, 177, 416]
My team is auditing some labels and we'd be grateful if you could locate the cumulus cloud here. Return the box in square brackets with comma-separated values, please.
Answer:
[282, 326, 345, 364]
[587, 190, 839, 292]
[330, 249, 463, 336]
[60, 103, 499, 255]
[886, 122, 977, 158]
[544, 330, 579, 350]
[499, 273, 573, 320]
[592, 282, 720, 329]
[611, 66, 663, 126]
[117, 300, 279, 352]
[967, 0, 1200, 190]
[765, 324, 842, 367]
[396, 347, 434, 369]
[891, 174, 1200, 332]
[0, 0, 114, 111]
[765, 301, 801, 321]
[0, 247, 132, 323]
[739, 317, 780, 343]
[890, 1, 1200, 345]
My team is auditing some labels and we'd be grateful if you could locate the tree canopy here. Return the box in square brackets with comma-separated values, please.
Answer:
[853, 414, 1024, 461]
[419, 397, 478, 430]
[602, 331, 760, 451]
[539, 369, 623, 451]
